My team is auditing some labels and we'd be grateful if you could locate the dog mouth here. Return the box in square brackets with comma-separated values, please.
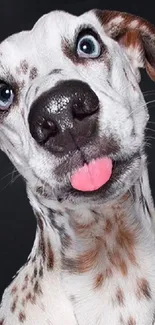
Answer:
[70, 157, 113, 192]
[55, 149, 141, 201]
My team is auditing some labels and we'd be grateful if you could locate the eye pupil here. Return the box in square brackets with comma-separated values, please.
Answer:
[80, 39, 95, 54]
[0, 86, 12, 101]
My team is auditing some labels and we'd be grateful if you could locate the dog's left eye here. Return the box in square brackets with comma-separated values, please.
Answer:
[77, 35, 101, 59]
[0, 83, 14, 110]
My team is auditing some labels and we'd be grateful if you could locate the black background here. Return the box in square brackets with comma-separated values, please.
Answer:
[0, 0, 155, 298]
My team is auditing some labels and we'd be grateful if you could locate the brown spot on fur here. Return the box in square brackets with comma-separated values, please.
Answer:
[20, 60, 29, 74]
[105, 267, 113, 278]
[34, 280, 42, 295]
[29, 67, 38, 80]
[11, 300, 17, 313]
[76, 245, 100, 273]
[11, 295, 18, 313]
[35, 86, 40, 95]
[11, 285, 17, 295]
[31, 294, 36, 304]
[26, 292, 36, 304]
[37, 217, 46, 261]
[128, 316, 136, 325]
[120, 30, 142, 50]
[120, 260, 128, 276]
[115, 288, 124, 306]
[104, 219, 113, 234]
[47, 239, 54, 270]
[26, 292, 33, 303]
[116, 228, 137, 265]
[136, 278, 151, 300]
[39, 265, 44, 278]
[18, 311, 26, 322]
[33, 267, 38, 278]
[94, 273, 104, 289]
[22, 283, 27, 291]
[108, 250, 128, 276]
[73, 220, 95, 233]
[25, 274, 29, 281]
[19, 80, 26, 91]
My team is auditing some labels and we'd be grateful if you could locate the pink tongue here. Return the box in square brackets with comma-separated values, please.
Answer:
[70, 158, 112, 192]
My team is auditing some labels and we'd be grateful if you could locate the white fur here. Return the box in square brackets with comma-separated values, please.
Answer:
[0, 9, 155, 325]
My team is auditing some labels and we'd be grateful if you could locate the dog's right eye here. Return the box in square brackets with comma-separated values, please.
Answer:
[0, 83, 14, 110]
[76, 34, 101, 59]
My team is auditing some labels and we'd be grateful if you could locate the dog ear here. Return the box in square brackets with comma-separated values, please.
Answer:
[95, 10, 155, 81]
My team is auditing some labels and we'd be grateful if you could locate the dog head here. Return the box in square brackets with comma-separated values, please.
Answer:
[0, 10, 154, 207]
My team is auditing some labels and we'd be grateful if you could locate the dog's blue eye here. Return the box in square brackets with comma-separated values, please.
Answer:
[0, 84, 14, 110]
[77, 35, 101, 59]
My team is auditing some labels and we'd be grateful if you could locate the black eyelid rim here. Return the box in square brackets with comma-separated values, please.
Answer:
[0, 79, 11, 86]
[74, 24, 106, 55]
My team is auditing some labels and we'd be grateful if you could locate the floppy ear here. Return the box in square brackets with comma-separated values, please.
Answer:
[95, 10, 155, 81]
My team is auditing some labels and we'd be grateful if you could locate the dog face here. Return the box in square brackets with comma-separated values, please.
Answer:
[0, 10, 154, 206]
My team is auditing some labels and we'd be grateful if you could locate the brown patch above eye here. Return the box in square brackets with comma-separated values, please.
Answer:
[29, 67, 38, 80]
[20, 60, 29, 74]
[61, 38, 83, 64]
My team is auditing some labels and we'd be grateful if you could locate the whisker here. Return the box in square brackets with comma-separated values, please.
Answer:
[143, 90, 155, 96]
[146, 127, 155, 133]
[0, 168, 18, 181]
[148, 121, 155, 126]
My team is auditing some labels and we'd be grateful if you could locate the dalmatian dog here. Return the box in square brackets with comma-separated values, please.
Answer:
[0, 7, 155, 325]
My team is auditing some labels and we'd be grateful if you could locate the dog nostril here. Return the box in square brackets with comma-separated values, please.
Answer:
[72, 98, 99, 121]
[38, 119, 59, 144]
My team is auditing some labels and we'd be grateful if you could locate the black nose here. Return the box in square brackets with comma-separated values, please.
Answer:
[28, 80, 99, 154]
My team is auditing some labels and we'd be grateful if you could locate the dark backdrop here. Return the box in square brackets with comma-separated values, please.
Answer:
[0, 0, 155, 298]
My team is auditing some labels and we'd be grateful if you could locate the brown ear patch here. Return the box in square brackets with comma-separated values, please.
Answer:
[94, 9, 155, 81]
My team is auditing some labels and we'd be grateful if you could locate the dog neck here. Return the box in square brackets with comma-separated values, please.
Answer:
[1, 156, 155, 325]
[27, 155, 155, 273]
